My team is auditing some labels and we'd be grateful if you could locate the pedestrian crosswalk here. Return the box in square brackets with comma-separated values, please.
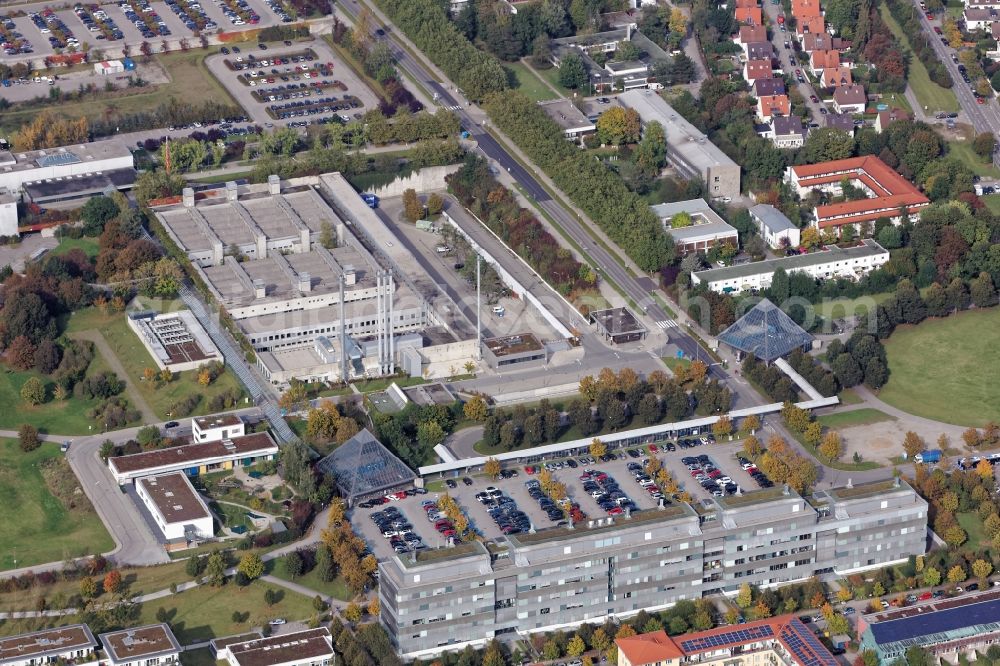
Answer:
[655, 319, 679, 329]
[443, 104, 463, 110]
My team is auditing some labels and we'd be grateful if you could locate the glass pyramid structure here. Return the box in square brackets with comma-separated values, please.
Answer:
[316, 429, 416, 503]
[717, 298, 813, 363]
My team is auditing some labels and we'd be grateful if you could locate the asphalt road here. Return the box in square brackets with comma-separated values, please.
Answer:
[915, 3, 1000, 167]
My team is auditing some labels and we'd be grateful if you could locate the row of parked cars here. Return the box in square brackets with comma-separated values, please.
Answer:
[263, 0, 295, 23]
[582, 469, 637, 516]
[73, 4, 123, 41]
[956, 453, 1000, 471]
[371, 506, 425, 555]
[477, 486, 532, 535]
[215, 0, 260, 26]
[525, 479, 578, 522]
[355, 486, 427, 509]
[627, 461, 668, 504]
[683, 455, 738, 497]
[119, 0, 171, 38]
[736, 454, 775, 489]
[30, 9, 77, 50]
[0, 15, 33, 55]
[165, 0, 216, 32]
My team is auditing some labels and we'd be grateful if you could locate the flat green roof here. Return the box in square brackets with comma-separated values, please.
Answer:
[510, 505, 691, 546]
[716, 486, 793, 508]
[401, 540, 486, 567]
[828, 479, 904, 500]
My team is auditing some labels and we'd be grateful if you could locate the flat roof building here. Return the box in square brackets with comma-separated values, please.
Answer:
[224, 628, 334, 666]
[785, 156, 930, 234]
[590, 306, 647, 344]
[860, 590, 1000, 664]
[538, 99, 597, 140]
[108, 419, 278, 484]
[619, 90, 741, 199]
[0, 625, 98, 666]
[97, 625, 180, 666]
[617, 615, 839, 666]
[650, 199, 739, 255]
[380, 479, 927, 658]
[0, 141, 134, 197]
[481, 333, 547, 370]
[691, 239, 889, 293]
[210, 634, 263, 662]
[136, 472, 214, 543]
[126, 310, 222, 373]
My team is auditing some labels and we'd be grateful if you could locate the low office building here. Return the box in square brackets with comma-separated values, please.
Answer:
[0, 189, 16, 237]
[617, 615, 838, 666]
[750, 204, 800, 248]
[0, 141, 135, 199]
[859, 590, 1000, 664]
[590, 307, 647, 343]
[0, 625, 98, 666]
[785, 156, 930, 234]
[691, 239, 889, 293]
[481, 333, 547, 370]
[651, 199, 739, 254]
[126, 310, 223, 373]
[97, 625, 181, 666]
[539, 99, 596, 141]
[380, 479, 927, 658]
[222, 629, 334, 666]
[136, 473, 214, 543]
[619, 90, 741, 199]
[109, 417, 278, 483]
[210, 634, 263, 662]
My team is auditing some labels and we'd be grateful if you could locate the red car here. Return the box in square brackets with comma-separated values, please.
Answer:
[649, 444, 659, 453]
[524, 465, 536, 474]
[978, 97, 986, 104]
[919, 591, 933, 600]
[607, 507, 624, 516]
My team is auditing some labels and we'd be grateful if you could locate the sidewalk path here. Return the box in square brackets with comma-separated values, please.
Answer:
[70, 330, 158, 424]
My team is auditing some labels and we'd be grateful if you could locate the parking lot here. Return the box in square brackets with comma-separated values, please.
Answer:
[350, 435, 781, 562]
[205, 40, 379, 127]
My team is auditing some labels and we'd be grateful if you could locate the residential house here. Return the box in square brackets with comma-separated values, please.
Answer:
[826, 112, 856, 134]
[833, 84, 866, 113]
[735, 6, 763, 24]
[756, 94, 791, 121]
[736, 24, 768, 48]
[750, 204, 801, 247]
[822, 66, 853, 88]
[744, 58, 773, 85]
[810, 49, 840, 76]
[754, 77, 786, 96]
[964, 7, 997, 29]
[745, 41, 774, 61]
[797, 15, 826, 38]
[966, 0, 1000, 9]
[875, 108, 909, 133]
[802, 33, 849, 52]
[792, 0, 822, 19]
[771, 116, 808, 148]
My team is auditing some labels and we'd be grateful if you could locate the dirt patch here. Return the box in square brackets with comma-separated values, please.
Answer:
[839, 418, 965, 465]
[40, 456, 96, 514]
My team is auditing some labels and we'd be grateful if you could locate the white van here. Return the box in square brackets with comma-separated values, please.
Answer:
[492, 305, 505, 317]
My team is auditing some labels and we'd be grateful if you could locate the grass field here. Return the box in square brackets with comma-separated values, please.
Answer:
[879, 6, 960, 114]
[837, 388, 864, 405]
[879, 308, 1000, 426]
[266, 559, 354, 602]
[0, 439, 113, 571]
[0, 362, 112, 434]
[818, 408, 896, 429]
[946, 139, 1000, 179]
[817, 291, 896, 320]
[137, 580, 315, 644]
[0, 50, 238, 134]
[506, 61, 559, 102]
[50, 236, 101, 259]
[879, 92, 912, 113]
[984, 194, 1000, 215]
[66, 307, 246, 420]
[532, 62, 579, 97]
[958, 511, 987, 548]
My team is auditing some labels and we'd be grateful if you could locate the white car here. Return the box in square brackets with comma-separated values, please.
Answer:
[269, 618, 286, 626]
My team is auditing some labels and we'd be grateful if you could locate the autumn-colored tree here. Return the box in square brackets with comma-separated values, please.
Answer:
[977, 458, 994, 479]
[947, 565, 967, 584]
[803, 421, 823, 447]
[484, 457, 501, 480]
[237, 552, 264, 580]
[742, 414, 760, 434]
[688, 359, 708, 384]
[7, 336, 37, 371]
[463, 396, 488, 421]
[712, 415, 732, 440]
[902, 431, 925, 460]
[20, 377, 45, 406]
[566, 635, 586, 658]
[589, 438, 607, 459]
[963, 427, 982, 447]
[142, 367, 157, 383]
[736, 582, 753, 608]
[743, 435, 762, 459]
[79, 576, 98, 598]
[103, 570, 123, 595]
[367, 596, 380, 617]
[18, 424, 40, 452]
[343, 602, 362, 623]
[591, 627, 611, 653]
[402, 188, 423, 223]
[14, 110, 89, 151]
[751, 599, 772, 620]
[197, 368, 212, 387]
[616, 624, 637, 639]
[923, 566, 941, 587]
[818, 431, 843, 462]
[579, 374, 599, 401]
[781, 402, 812, 433]
[972, 559, 993, 582]
[159, 367, 173, 383]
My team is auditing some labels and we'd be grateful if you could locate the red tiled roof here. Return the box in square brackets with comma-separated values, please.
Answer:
[834, 84, 866, 105]
[745, 59, 772, 80]
[739, 25, 768, 42]
[758, 94, 791, 117]
[811, 50, 840, 69]
[822, 66, 852, 87]
[736, 7, 763, 24]
[735, 0, 760, 8]
[616, 630, 684, 665]
[792, 0, 822, 18]
[798, 15, 826, 34]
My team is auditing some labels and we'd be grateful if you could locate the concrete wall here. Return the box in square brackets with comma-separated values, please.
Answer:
[371, 165, 462, 199]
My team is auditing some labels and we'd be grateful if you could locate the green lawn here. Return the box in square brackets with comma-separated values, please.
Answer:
[66, 307, 246, 420]
[946, 139, 1000, 179]
[180, 648, 224, 666]
[958, 511, 988, 548]
[532, 62, 580, 97]
[879, 5, 960, 114]
[818, 408, 897, 429]
[0, 362, 113, 434]
[138, 580, 316, 644]
[879, 92, 912, 114]
[984, 194, 1000, 215]
[506, 61, 559, 102]
[50, 236, 101, 259]
[818, 291, 896, 320]
[837, 388, 864, 405]
[879, 308, 1000, 426]
[266, 560, 354, 602]
[1, 50, 239, 134]
[0, 439, 113, 571]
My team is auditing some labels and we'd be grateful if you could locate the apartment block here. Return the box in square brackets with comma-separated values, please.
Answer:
[379, 480, 927, 659]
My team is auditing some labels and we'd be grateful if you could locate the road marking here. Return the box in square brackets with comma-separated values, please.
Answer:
[655, 319, 678, 329]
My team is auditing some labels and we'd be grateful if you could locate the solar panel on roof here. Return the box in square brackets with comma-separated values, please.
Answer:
[679, 624, 774, 653]
[36, 152, 81, 168]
